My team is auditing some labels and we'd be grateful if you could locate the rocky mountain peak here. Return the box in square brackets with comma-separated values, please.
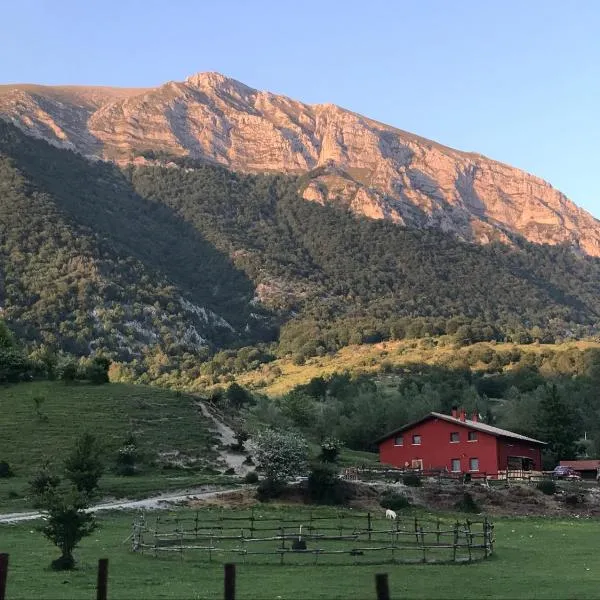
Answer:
[0, 72, 598, 256]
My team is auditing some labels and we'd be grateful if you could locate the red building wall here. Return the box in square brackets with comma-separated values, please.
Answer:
[379, 417, 499, 474]
[496, 439, 542, 471]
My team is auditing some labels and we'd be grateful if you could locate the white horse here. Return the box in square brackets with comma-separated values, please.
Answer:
[385, 509, 397, 520]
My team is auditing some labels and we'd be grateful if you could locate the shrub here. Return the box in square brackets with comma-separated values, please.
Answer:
[565, 493, 584, 506]
[29, 463, 61, 502]
[243, 455, 255, 466]
[454, 491, 480, 513]
[83, 356, 110, 384]
[244, 471, 259, 484]
[380, 490, 411, 511]
[0, 461, 14, 478]
[115, 443, 139, 476]
[253, 428, 308, 483]
[402, 472, 422, 487]
[307, 462, 344, 505]
[64, 433, 104, 495]
[256, 478, 286, 502]
[319, 438, 343, 463]
[224, 467, 236, 475]
[57, 357, 79, 382]
[536, 479, 557, 495]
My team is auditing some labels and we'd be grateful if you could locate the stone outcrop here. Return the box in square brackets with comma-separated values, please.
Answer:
[1, 73, 598, 255]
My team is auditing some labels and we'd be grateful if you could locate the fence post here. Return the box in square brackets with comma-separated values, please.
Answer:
[375, 573, 390, 600]
[224, 563, 236, 600]
[96, 558, 108, 600]
[367, 512, 372, 541]
[0, 554, 8, 600]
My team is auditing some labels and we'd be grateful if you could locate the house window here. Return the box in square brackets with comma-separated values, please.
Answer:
[412, 434, 421, 445]
[451, 459, 461, 472]
[468, 431, 478, 442]
[450, 432, 459, 443]
[469, 458, 479, 472]
[394, 435, 403, 446]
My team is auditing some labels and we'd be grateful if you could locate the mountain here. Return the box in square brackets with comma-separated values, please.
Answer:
[0, 120, 274, 359]
[3, 119, 600, 380]
[1, 72, 599, 256]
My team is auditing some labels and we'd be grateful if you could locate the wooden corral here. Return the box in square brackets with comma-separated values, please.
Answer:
[131, 509, 494, 565]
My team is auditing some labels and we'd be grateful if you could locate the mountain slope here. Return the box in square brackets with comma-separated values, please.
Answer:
[1, 73, 599, 256]
[0, 121, 271, 357]
[3, 121, 600, 372]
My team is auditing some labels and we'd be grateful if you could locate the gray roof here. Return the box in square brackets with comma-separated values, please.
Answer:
[430, 412, 546, 444]
[376, 412, 546, 445]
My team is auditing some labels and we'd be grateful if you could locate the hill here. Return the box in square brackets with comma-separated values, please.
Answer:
[3, 121, 600, 381]
[230, 339, 600, 397]
[1, 72, 599, 256]
[0, 120, 273, 359]
[0, 381, 232, 510]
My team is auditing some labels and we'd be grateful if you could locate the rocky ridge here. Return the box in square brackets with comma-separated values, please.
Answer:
[1, 72, 598, 255]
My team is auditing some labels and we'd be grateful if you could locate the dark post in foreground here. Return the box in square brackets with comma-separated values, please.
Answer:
[0, 554, 8, 600]
[97, 558, 109, 600]
[224, 563, 236, 600]
[375, 572, 390, 600]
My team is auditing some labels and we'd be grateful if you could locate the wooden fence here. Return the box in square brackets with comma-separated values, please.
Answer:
[130, 510, 494, 565]
[342, 466, 559, 484]
[0, 556, 402, 600]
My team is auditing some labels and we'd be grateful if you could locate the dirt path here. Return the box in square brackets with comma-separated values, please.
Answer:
[197, 401, 251, 475]
[0, 486, 242, 524]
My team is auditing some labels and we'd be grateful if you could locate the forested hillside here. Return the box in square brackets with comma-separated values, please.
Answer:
[0, 121, 273, 360]
[2, 121, 600, 378]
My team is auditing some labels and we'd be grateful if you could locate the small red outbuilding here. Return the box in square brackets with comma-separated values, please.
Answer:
[376, 408, 545, 476]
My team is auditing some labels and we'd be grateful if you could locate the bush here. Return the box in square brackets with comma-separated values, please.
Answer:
[307, 462, 344, 505]
[253, 428, 308, 483]
[0, 461, 14, 478]
[224, 467, 236, 475]
[319, 438, 343, 463]
[454, 491, 480, 513]
[565, 493, 584, 506]
[402, 472, 422, 487]
[114, 442, 139, 476]
[256, 478, 286, 502]
[380, 490, 411, 511]
[536, 479, 557, 495]
[244, 471, 259, 484]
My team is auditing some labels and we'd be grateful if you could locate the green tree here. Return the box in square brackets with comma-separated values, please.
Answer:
[64, 433, 104, 496]
[36, 485, 97, 570]
[253, 428, 308, 483]
[536, 384, 580, 464]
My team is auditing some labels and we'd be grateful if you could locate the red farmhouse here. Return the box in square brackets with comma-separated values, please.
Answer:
[376, 408, 545, 476]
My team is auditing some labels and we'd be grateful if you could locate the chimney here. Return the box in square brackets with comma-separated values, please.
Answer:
[459, 408, 466, 422]
[451, 406, 458, 419]
[471, 411, 478, 423]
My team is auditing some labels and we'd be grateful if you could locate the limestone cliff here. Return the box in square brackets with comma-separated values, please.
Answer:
[1, 73, 598, 255]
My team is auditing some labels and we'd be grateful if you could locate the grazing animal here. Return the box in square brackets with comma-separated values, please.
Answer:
[385, 509, 397, 520]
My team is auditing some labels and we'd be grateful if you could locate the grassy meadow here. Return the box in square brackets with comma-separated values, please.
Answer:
[0, 382, 232, 511]
[2, 507, 600, 599]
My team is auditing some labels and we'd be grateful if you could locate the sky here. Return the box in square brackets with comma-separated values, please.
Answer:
[1, 0, 599, 216]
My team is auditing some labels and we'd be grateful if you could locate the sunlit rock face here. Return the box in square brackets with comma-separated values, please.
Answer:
[1, 73, 598, 255]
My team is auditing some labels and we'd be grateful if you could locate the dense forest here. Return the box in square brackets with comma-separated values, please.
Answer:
[232, 343, 600, 467]
[2, 121, 600, 383]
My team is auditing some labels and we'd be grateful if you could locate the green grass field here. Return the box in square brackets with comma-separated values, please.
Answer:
[0, 382, 229, 511]
[2, 506, 600, 599]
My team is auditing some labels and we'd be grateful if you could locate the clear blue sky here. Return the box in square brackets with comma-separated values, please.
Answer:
[2, 0, 599, 216]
